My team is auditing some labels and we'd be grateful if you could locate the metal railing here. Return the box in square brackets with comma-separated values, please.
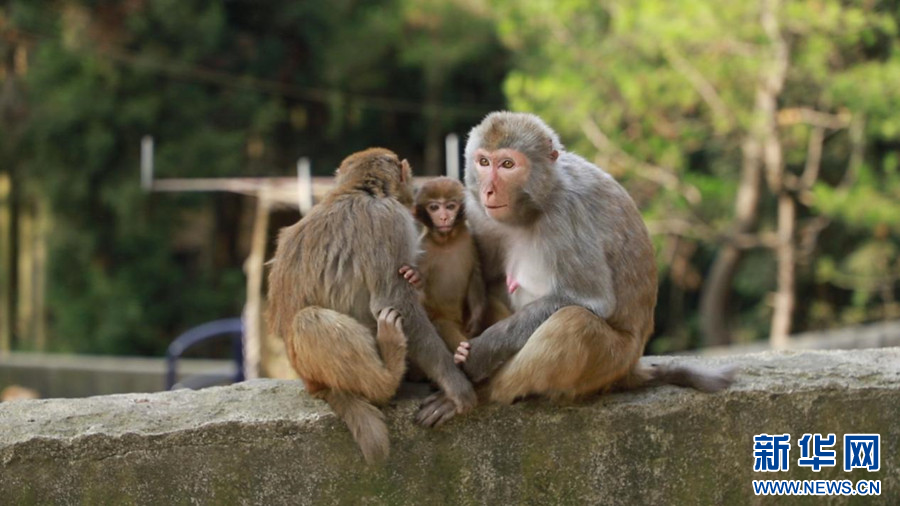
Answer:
[165, 318, 245, 390]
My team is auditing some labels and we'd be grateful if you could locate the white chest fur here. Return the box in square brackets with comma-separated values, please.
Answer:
[505, 238, 554, 310]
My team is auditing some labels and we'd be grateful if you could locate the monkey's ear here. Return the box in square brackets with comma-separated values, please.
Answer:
[400, 159, 412, 183]
[550, 150, 559, 162]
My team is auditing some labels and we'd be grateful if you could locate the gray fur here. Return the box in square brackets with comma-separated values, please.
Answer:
[461, 112, 657, 381]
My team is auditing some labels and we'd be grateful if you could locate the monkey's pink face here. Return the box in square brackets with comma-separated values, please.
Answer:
[473, 148, 531, 222]
[426, 199, 460, 234]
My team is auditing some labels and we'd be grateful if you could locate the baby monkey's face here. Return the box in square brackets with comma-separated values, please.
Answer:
[426, 199, 461, 234]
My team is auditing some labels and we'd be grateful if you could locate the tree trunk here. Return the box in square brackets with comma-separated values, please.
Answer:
[242, 193, 270, 380]
[33, 197, 48, 351]
[421, 62, 447, 177]
[16, 202, 33, 345]
[699, 136, 763, 345]
[700, 0, 789, 347]
[423, 89, 443, 176]
[759, 0, 792, 346]
[770, 193, 795, 347]
[0, 171, 13, 353]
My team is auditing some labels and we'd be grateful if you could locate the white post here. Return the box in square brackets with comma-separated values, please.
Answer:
[297, 157, 313, 214]
[140, 136, 154, 191]
[445, 133, 460, 180]
[242, 191, 271, 380]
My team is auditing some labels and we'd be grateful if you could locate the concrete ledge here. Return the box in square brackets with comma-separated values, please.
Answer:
[1, 349, 898, 504]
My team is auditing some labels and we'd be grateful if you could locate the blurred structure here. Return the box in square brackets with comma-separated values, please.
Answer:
[0, 384, 39, 401]
[141, 135, 462, 379]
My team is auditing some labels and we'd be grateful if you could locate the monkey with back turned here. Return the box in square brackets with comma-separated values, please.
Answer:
[267, 148, 476, 462]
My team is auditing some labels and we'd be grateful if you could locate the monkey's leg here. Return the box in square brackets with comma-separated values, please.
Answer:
[289, 306, 407, 404]
[483, 305, 643, 404]
[483, 295, 512, 327]
[432, 318, 468, 352]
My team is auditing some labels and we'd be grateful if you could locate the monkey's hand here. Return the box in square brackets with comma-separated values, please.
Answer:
[454, 341, 470, 365]
[455, 337, 496, 383]
[399, 265, 423, 289]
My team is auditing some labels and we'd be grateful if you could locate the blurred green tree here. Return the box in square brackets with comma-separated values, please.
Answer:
[0, 0, 508, 355]
[491, 0, 900, 349]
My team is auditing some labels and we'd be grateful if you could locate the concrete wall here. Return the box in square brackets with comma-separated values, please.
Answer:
[1, 348, 897, 504]
[698, 319, 900, 356]
[3, 320, 896, 398]
[0, 352, 235, 398]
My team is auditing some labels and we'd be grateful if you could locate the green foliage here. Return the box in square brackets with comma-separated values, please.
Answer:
[7, 2, 260, 354]
[492, 0, 900, 347]
[6, 0, 899, 355]
[3, 0, 508, 355]
[812, 176, 900, 232]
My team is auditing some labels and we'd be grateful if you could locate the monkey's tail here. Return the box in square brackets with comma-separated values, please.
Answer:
[322, 390, 390, 464]
[620, 363, 737, 393]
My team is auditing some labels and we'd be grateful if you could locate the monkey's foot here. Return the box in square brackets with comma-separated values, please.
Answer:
[416, 391, 460, 428]
[376, 308, 407, 375]
[376, 307, 407, 349]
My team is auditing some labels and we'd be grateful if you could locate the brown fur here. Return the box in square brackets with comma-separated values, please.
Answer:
[413, 178, 487, 351]
[414, 177, 467, 227]
[268, 148, 476, 461]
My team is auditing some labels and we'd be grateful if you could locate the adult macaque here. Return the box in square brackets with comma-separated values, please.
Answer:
[418, 112, 734, 426]
[267, 148, 476, 462]
[408, 177, 487, 350]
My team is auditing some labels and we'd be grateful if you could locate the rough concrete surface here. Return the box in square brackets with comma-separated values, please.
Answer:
[1, 349, 897, 505]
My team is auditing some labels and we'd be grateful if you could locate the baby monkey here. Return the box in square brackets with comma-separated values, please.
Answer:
[401, 177, 487, 352]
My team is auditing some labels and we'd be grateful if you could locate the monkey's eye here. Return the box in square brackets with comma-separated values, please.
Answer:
[478, 157, 490, 167]
[428, 203, 440, 212]
[446, 203, 458, 211]
[501, 159, 515, 169]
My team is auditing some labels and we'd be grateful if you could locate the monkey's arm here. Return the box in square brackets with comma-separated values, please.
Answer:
[461, 294, 574, 382]
[418, 293, 573, 427]
[372, 277, 477, 414]
[365, 220, 476, 416]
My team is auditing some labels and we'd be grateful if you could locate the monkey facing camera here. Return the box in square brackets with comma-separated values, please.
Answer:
[410, 177, 490, 351]
[418, 112, 735, 427]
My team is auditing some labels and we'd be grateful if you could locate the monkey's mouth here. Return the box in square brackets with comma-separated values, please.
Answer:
[436, 225, 454, 233]
[485, 204, 508, 210]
